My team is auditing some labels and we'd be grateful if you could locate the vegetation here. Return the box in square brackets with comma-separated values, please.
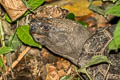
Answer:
[0, 0, 120, 80]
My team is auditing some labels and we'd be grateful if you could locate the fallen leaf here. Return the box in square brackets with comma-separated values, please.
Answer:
[58, 69, 66, 78]
[46, 64, 59, 80]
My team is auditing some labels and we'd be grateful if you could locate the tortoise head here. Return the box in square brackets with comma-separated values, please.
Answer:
[29, 18, 68, 46]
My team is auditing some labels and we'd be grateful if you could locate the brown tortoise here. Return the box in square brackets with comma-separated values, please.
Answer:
[29, 6, 120, 80]
[29, 17, 120, 80]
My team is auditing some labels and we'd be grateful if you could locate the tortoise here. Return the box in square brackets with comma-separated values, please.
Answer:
[29, 15, 120, 80]
[29, 17, 120, 80]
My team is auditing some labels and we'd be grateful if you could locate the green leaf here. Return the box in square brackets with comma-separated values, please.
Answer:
[66, 13, 75, 20]
[5, 13, 12, 23]
[24, 10, 31, 16]
[79, 68, 87, 74]
[89, 5, 105, 15]
[77, 21, 87, 28]
[77, 77, 81, 80]
[109, 40, 118, 51]
[22, 0, 28, 7]
[106, 5, 120, 16]
[0, 58, 3, 67]
[108, 21, 120, 50]
[79, 68, 92, 80]
[79, 55, 111, 80]
[112, 0, 118, 3]
[115, 0, 120, 5]
[79, 55, 110, 80]
[103, 0, 118, 3]
[6, 33, 21, 51]
[0, 46, 13, 54]
[114, 21, 120, 47]
[16, 25, 42, 48]
[85, 55, 111, 68]
[27, 0, 44, 10]
[74, 66, 79, 72]
[60, 75, 70, 80]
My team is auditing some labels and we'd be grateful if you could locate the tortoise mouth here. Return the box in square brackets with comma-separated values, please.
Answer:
[32, 33, 46, 38]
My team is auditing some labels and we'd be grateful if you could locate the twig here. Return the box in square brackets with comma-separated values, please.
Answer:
[6, 46, 31, 75]
[104, 64, 110, 80]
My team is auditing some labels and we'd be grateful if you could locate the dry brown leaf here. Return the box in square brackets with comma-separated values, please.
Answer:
[62, 0, 92, 16]
[46, 64, 59, 80]
[62, 0, 102, 16]
[0, 0, 27, 21]
[56, 59, 63, 69]
[95, 14, 109, 27]
[58, 69, 66, 78]
[61, 59, 70, 69]
[41, 49, 49, 58]
[56, 58, 70, 70]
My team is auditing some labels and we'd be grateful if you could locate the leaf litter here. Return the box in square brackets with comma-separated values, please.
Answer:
[0, 0, 120, 80]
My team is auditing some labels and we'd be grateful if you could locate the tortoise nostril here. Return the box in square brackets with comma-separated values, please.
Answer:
[36, 38, 40, 41]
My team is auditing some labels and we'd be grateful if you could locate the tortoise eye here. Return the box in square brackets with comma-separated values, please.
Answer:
[40, 25, 49, 31]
